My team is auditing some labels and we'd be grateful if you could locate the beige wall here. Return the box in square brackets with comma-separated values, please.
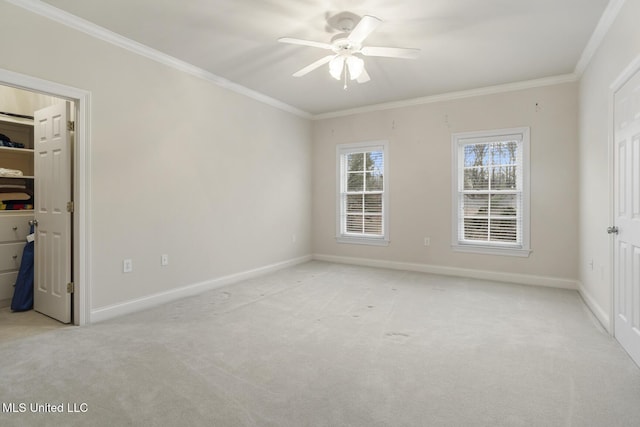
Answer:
[312, 83, 579, 281]
[578, 0, 640, 326]
[5, 0, 627, 321]
[0, 3, 312, 311]
[0, 85, 61, 117]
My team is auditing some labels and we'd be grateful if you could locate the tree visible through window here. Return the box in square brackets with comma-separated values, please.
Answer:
[337, 141, 389, 245]
[345, 151, 384, 234]
[452, 128, 530, 256]
[462, 141, 520, 243]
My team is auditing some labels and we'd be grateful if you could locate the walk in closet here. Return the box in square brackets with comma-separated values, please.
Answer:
[0, 83, 75, 325]
[0, 117, 34, 307]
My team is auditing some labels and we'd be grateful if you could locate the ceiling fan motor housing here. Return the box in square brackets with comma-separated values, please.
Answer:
[327, 11, 361, 32]
[331, 34, 362, 55]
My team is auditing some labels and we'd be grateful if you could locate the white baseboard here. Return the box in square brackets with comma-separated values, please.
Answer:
[312, 253, 579, 290]
[90, 255, 312, 323]
[90, 253, 587, 324]
[577, 281, 611, 333]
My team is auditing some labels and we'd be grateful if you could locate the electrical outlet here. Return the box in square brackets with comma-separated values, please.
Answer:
[123, 259, 133, 273]
[161, 254, 169, 266]
[424, 237, 430, 246]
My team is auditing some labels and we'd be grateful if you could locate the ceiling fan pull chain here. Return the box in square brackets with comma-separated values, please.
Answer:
[343, 66, 348, 90]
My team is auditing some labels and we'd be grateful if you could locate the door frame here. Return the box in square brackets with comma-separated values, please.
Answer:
[608, 53, 640, 336]
[0, 67, 91, 326]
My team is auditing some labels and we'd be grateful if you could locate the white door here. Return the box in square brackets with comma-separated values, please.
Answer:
[613, 68, 640, 366]
[33, 103, 72, 323]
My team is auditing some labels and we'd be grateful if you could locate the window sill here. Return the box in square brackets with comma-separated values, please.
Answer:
[337, 236, 390, 247]
[452, 243, 531, 257]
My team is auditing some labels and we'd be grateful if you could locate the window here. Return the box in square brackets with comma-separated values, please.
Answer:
[451, 127, 530, 257]
[336, 141, 389, 246]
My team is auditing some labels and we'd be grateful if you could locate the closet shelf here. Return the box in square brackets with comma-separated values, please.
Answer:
[0, 175, 34, 180]
[0, 147, 34, 154]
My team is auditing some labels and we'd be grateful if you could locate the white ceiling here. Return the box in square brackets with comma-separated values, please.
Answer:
[40, 0, 610, 115]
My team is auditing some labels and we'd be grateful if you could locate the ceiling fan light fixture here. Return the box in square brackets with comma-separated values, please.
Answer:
[346, 56, 364, 80]
[280, 13, 420, 86]
[329, 56, 345, 80]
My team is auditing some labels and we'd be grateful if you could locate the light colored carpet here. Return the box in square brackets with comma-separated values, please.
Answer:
[0, 306, 72, 342]
[0, 261, 639, 426]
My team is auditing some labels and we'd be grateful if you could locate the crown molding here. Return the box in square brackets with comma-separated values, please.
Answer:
[574, 0, 627, 76]
[6, 0, 614, 121]
[5, 0, 312, 119]
[312, 73, 579, 120]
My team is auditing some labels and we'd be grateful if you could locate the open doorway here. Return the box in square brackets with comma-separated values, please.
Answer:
[0, 68, 90, 328]
[0, 86, 73, 327]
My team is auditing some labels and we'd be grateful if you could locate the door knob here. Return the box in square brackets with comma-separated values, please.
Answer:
[607, 226, 619, 234]
[29, 219, 38, 227]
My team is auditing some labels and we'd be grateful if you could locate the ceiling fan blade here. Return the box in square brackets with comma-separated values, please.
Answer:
[348, 15, 382, 44]
[356, 67, 370, 84]
[278, 37, 333, 50]
[361, 46, 420, 59]
[293, 55, 335, 77]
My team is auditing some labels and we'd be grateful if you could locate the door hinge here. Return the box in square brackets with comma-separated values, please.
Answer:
[67, 201, 74, 213]
[67, 121, 75, 132]
[607, 226, 619, 235]
[67, 282, 74, 294]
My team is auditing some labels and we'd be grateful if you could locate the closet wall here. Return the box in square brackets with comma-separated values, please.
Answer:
[0, 86, 61, 117]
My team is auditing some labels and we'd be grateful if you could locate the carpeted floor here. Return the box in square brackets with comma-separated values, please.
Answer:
[1, 261, 639, 426]
[0, 305, 72, 342]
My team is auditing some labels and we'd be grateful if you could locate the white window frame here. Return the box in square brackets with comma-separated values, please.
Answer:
[451, 127, 531, 257]
[336, 140, 389, 246]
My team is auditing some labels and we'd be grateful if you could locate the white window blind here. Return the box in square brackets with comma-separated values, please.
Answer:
[452, 128, 530, 257]
[336, 141, 389, 245]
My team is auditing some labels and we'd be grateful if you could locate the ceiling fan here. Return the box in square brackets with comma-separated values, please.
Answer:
[278, 13, 420, 88]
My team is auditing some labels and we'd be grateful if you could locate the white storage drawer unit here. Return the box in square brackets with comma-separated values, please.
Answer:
[0, 214, 32, 242]
[0, 213, 33, 304]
